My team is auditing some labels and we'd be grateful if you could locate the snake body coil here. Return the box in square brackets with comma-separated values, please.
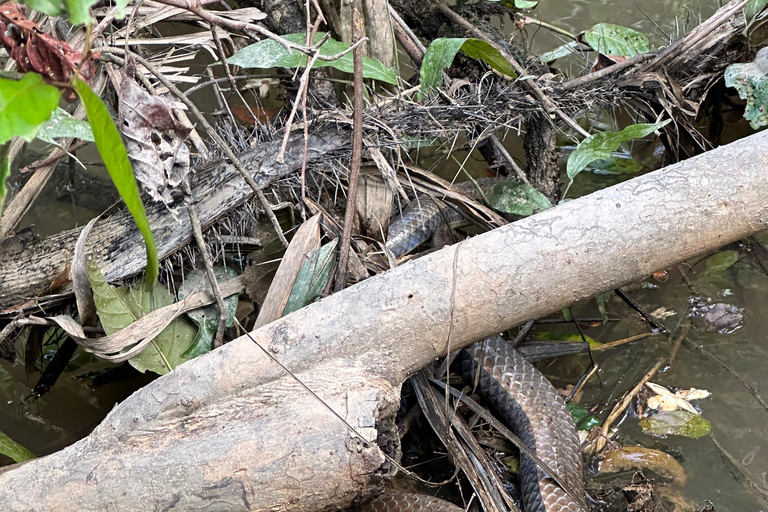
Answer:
[365, 337, 585, 512]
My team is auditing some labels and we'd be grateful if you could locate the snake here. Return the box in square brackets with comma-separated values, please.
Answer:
[385, 177, 511, 258]
[369, 184, 586, 511]
[364, 337, 585, 512]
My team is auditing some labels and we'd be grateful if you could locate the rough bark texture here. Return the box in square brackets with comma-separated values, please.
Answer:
[0, 130, 348, 309]
[523, 115, 561, 203]
[0, 130, 766, 511]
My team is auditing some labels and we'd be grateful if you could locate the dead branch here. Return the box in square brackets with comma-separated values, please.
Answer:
[0, 129, 765, 511]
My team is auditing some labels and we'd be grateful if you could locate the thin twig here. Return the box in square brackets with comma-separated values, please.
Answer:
[592, 325, 689, 453]
[334, 8, 365, 292]
[19, 140, 90, 173]
[276, 35, 368, 163]
[183, 178, 227, 348]
[489, 134, 529, 184]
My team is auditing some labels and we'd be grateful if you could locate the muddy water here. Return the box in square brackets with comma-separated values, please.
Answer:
[529, 2, 765, 510]
[554, 250, 768, 512]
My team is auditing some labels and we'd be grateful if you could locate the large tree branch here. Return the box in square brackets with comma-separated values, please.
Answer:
[0, 129, 766, 511]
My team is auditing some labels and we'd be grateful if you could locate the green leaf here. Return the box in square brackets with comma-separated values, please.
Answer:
[420, 38, 467, 93]
[582, 23, 649, 57]
[228, 32, 397, 85]
[584, 156, 643, 175]
[534, 331, 601, 349]
[0, 143, 10, 216]
[178, 266, 240, 359]
[87, 260, 197, 375]
[639, 410, 711, 438]
[74, 78, 158, 289]
[282, 239, 337, 316]
[420, 38, 517, 96]
[567, 120, 670, 180]
[540, 41, 581, 63]
[724, 49, 768, 129]
[460, 39, 517, 78]
[487, 181, 552, 216]
[702, 250, 739, 276]
[567, 402, 602, 430]
[0, 73, 60, 144]
[745, 0, 768, 20]
[0, 429, 35, 463]
[21, 0, 95, 26]
[37, 107, 95, 143]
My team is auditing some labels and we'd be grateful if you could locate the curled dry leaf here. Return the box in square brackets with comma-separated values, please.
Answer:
[0, 2, 95, 99]
[645, 382, 710, 415]
[117, 72, 191, 204]
[50, 272, 246, 364]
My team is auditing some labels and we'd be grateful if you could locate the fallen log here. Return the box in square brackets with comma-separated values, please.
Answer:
[0, 129, 348, 310]
[0, 128, 766, 511]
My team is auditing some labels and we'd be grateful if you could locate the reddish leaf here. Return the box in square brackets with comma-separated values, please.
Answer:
[0, 2, 95, 98]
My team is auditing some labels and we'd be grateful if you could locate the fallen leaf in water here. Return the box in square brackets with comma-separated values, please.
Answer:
[645, 382, 710, 415]
[639, 410, 711, 439]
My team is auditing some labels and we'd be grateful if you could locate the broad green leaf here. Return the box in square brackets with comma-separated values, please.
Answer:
[745, 0, 768, 20]
[0, 429, 35, 463]
[0, 73, 60, 144]
[178, 266, 240, 359]
[582, 23, 649, 57]
[282, 239, 337, 316]
[460, 40, 517, 78]
[228, 32, 398, 85]
[540, 41, 581, 63]
[0, 143, 10, 216]
[420, 38, 517, 96]
[74, 78, 158, 289]
[639, 410, 711, 438]
[567, 120, 670, 179]
[21, 0, 94, 26]
[585, 156, 643, 175]
[724, 49, 768, 129]
[567, 402, 602, 430]
[420, 38, 467, 93]
[702, 250, 739, 276]
[487, 181, 552, 216]
[37, 107, 95, 143]
[87, 260, 197, 374]
[534, 331, 601, 349]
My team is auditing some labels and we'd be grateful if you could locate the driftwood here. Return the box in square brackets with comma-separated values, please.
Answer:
[0, 130, 348, 309]
[0, 130, 766, 511]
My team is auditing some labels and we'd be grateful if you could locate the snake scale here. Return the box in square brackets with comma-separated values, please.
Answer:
[365, 337, 585, 512]
[369, 181, 585, 512]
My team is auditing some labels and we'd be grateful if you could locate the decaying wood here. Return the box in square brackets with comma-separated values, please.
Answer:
[0, 130, 766, 511]
[0, 130, 348, 310]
